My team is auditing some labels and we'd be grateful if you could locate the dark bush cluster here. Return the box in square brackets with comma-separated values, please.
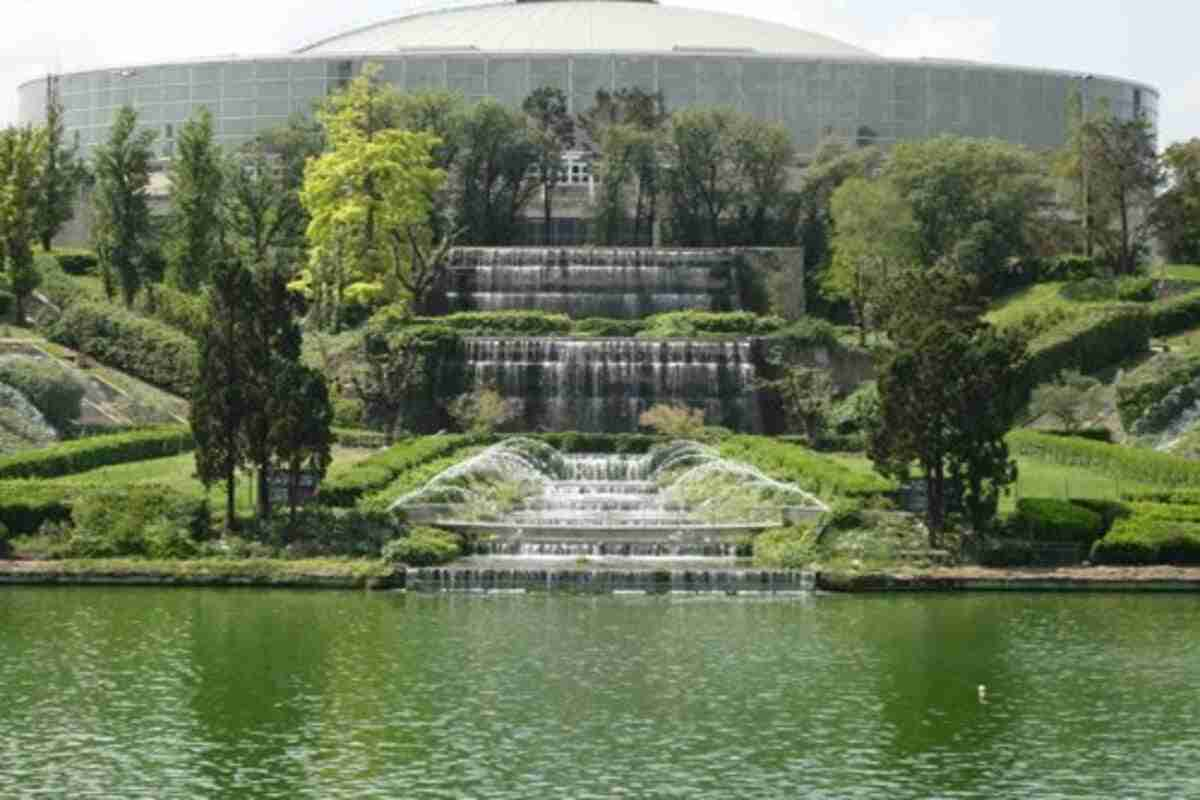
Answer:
[54, 250, 99, 276]
[1021, 308, 1150, 400]
[48, 301, 199, 396]
[1147, 288, 1200, 339]
[0, 481, 75, 536]
[63, 485, 212, 559]
[718, 435, 896, 500]
[0, 426, 194, 480]
[1006, 498, 1106, 544]
[1091, 514, 1200, 565]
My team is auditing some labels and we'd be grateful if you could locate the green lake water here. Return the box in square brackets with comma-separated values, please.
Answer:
[2, 588, 1199, 798]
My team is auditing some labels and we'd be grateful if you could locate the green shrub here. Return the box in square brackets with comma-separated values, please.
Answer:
[572, 318, 647, 337]
[1117, 276, 1155, 303]
[0, 426, 193, 479]
[753, 525, 817, 569]
[142, 520, 200, 559]
[381, 527, 462, 566]
[333, 397, 365, 427]
[65, 485, 210, 558]
[0, 291, 13, 320]
[48, 301, 198, 396]
[1121, 489, 1200, 506]
[255, 508, 399, 557]
[54, 249, 98, 276]
[639, 310, 785, 338]
[408, 310, 572, 336]
[0, 356, 85, 431]
[1008, 498, 1105, 544]
[0, 520, 9, 557]
[317, 435, 475, 507]
[534, 432, 662, 454]
[1008, 430, 1200, 487]
[1021, 308, 1150, 399]
[1060, 277, 1116, 302]
[718, 435, 896, 499]
[36, 253, 98, 308]
[1069, 498, 1132, 530]
[1148, 288, 1200, 338]
[0, 482, 75, 534]
[137, 285, 206, 338]
[1091, 516, 1200, 565]
[1043, 254, 1099, 282]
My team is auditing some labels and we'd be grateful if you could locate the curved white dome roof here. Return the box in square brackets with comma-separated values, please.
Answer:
[298, 1, 876, 58]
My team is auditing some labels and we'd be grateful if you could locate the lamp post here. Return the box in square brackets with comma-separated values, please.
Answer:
[1078, 74, 1095, 258]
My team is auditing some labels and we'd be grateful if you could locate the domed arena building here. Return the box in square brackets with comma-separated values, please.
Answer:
[18, 0, 1157, 160]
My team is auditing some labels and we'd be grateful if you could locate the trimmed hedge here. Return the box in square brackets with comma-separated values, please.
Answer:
[1008, 430, 1200, 487]
[1042, 428, 1114, 443]
[1021, 308, 1150, 397]
[639, 310, 786, 338]
[1121, 489, 1200, 506]
[718, 435, 896, 499]
[573, 318, 647, 337]
[412, 310, 573, 336]
[48, 301, 198, 396]
[54, 249, 98, 276]
[1091, 516, 1200, 565]
[382, 527, 462, 566]
[535, 432, 663, 454]
[317, 435, 474, 507]
[0, 481, 76, 535]
[1008, 498, 1105, 544]
[0, 426, 194, 480]
[1148, 288, 1200, 339]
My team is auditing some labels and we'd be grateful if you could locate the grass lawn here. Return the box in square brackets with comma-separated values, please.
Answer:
[985, 282, 1099, 328]
[49, 446, 378, 512]
[821, 451, 1152, 513]
[1159, 264, 1200, 282]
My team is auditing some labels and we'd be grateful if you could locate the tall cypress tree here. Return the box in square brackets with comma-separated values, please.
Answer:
[33, 76, 84, 252]
[0, 125, 48, 326]
[167, 108, 223, 290]
[191, 254, 253, 532]
[92, 106, 155, 307]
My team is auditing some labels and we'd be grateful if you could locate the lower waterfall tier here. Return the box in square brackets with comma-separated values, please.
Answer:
[463, 337, 763, 433]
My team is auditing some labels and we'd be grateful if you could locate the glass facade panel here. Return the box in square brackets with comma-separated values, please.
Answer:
[658, 57, 696, 110]
[257, 62, 291, 80]
[192, 83, 220, 102]
[223, 81, 255, 99]
[613, 56, 655, 94]
[529, 58, 568, 94]
[406, 59, 445, 90]
[742, 61, 780, 122]
[487, 58, 527, 106]
[257, 81, 290, 99]
[257, 97, 291, 117]
[161, 66, 189, 85]
[448, 57, 486, 96]
[192, 64, 222, 84]
[222, 98, 255, 117]
[697, 58, 740, 109]
[226, 63, 255, 83]
[571, 57, 610, 114]
[292, 61, 326, 80]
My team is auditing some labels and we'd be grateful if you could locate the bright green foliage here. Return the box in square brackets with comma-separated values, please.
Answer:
[0, 356, 84, 432]
[1009, 429, 1200, 487]
[1021, 307, 1150, 399]
[33, 81, 85, 252]
[448, 386, 517, 436]
[1154, 139, 1200, 264]
[718, 436, 895, 499]
[0, 426, 193, 480]
[752, 525, 818, 569]
[270, 362, 335, 525]
[64, 485, 210, 559]
[885, 135, 1051, 290]
[1148, 288, 1200, 338]
[638, 403, 707, 438]
[317, 434, 473, 507]
[1008, 498, 1105, 544]
[0, 124, 48, 324]
[766, 366, 834, 445]
[0, 480, 75, 534]
[1091, 513, 1200, 565]
[638, 310, 785, 338]
[826, 177, 918, 342]
[92, 107, 156, 307]
[381, 527, 462, 566]
[301, 68, 445, 325]
[166, 108, 224, 291]
[49, 300, 199, 395]
[1030, 369, 1104, 432]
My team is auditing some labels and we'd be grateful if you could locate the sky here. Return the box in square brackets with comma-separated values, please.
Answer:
[1, 0, 1195, 146]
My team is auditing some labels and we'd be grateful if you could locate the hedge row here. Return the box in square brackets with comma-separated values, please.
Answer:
[1008, 429, 1200, 487]
[0, 426, 194, 480]
[0, 481, 76, 534]
[1121, 489, 1200, 506]
[1091, 516, 1200, 565]
[388, 309, 795, 339]
[1021, 307, 1150, 397]
[718, 435, 895, 499]
[48, 301, 199, 396]
[1148, 288, 1200, 339]
[1006, 498, 1105, 544]
[412, 310, 573, 336]
[317, 435, 474, 507]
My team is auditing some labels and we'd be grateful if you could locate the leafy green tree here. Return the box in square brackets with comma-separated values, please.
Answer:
[638, 403, 706, 438]
[826, 177, 919, 343]
[353, 327, 429, 444]
[1080, 114, 1164, 275]
[1030, 369, 1104, 432]
[271, 362, 334, 530]
[523, 87, 575, 244]
[456, 100, 540, 245]
[92, 106, 156, 307]
[664, 107, 740, 246]
[730, 117, 796, 245]
[300, 70, 445, 323]
[166, 108, 224, 290]
[579, 88, 668, 245]
[767, 366, 834, 445]
[225, 116, 323, 265]
[191, 255, 254, 532]
[885, 135, 1051, 291]
[870, 268, 1026, 539]
[0, 125, 47, 326]
[448, 385, 518, 436]
[1154, 139, 1200, 264]
[33, 78, 85, 252]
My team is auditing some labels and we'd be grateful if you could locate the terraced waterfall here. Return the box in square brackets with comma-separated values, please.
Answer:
[392, 438, 826, 559]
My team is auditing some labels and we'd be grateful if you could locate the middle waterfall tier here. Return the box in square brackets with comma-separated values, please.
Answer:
[445, 247, 746, 318]
[464, 337, 764, 433]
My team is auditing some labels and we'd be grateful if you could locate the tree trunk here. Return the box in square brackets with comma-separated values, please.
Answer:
[14, 294, 26, 328]
[925, 462, 946, 548]
[543, 182, 553, 246]
[257, 464, 272, 523]
[224, 472, 237, 534]
[40, 235, 51, 253]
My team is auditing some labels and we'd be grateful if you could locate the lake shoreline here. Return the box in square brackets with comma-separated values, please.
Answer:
[4, 559, 1200, 593]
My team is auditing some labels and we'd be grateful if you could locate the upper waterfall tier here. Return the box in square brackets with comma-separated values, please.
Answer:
[464, 337, 763, 432]
[445, 247, 746, 319]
